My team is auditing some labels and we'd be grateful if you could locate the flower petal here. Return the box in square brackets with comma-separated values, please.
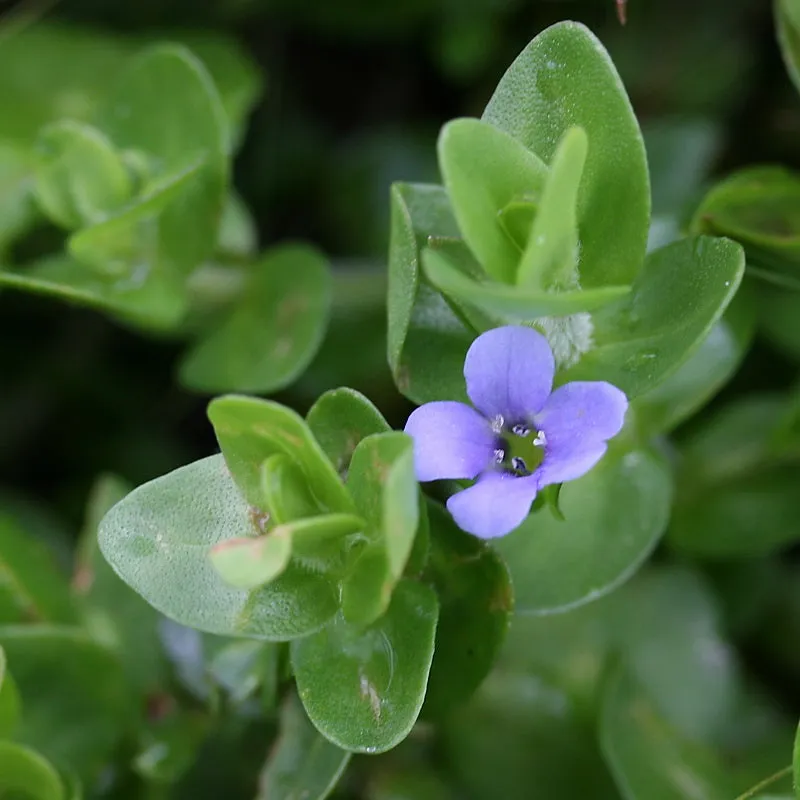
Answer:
[404, 401, 495, 482]
[464, 326, 555, 424]
[536, 442, 608, 488]
[533, 381, 627, 487]
[446, 471, 539, 539]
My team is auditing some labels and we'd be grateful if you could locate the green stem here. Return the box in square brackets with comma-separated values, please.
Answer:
[733, 764, 793, 800]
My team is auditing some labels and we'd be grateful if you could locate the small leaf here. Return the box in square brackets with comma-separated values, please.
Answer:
[34, 120, 132, 229]
[777, 0, 800, 100]
[306, 388, 391, 476]
[560, 235, 745, 399]
[73, 474, 168, 694]
[422, 240, 629, 321]
[210, 530, 292, 590]
[387, 182, 475, 403]
[257, 692, 351, 800]
[292, 580, 438, 754]
[0, 625, 131, 779]
[422, 501, 512, 717]
[793, 718, 800, 798]
[179, 244, 331, 394]
[208, 395, 353, 513]
[495, 443, 672, 614]
[342, 433, 419, 625]
[0, 514, 77, 625]
[517, 126, 588, 289]
[99, 454, 339, 640]
[0, 741, 64, 800]
[261, 455, 322, 524]
[599, 666, 739, 800]
[632, 289, 755, 437]
[437, 118, 548, 282]
[97, 43, 228, 276]
[692, 166, 800, 286]
[483, 21, 650, 287]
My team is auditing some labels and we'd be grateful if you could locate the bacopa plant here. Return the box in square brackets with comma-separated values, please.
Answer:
[5, 4, 800, 799]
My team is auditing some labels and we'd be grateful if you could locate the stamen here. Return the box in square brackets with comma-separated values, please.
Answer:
[533, 430, 547, 447]
[511, 457, 528, 473]
[493, 448, 505, 463]
[491, 415, 505, 434]
[511, 423, 530, 437]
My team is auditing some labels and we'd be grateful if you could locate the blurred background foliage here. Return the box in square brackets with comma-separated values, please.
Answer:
[4, 0, 800, 796]
[2, 0, 795, 528]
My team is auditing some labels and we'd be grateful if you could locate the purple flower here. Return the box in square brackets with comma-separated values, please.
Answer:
[404, 326, 628, 539]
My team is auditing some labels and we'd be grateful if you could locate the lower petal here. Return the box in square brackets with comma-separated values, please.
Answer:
[447, 472, 539, 539]
[404, 401, 495, 482]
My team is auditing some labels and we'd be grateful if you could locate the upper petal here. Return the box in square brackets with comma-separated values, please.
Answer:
[404, 401, 495, 482]
[446, 471, 539, 539]
[464, 326, 555, 424]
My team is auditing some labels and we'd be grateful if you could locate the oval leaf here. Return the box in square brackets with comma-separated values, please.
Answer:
[257, 692, 351, 800]
[179, 244, 332, 394]
[482, 21, 650, 287]
[437, 118, 548, 282]
[208, 395, 353, 514]
[291, 580, 438, 754]
[99, 454, 339, 640]
[559, 235, 745, 399]
[0, 741, 64, 800]
[494, 443, 672, 614]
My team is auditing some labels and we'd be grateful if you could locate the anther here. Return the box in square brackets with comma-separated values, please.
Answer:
[490, 415, 505, 434]
[511, 456, 528, 473]
[493, 448, 505, 463]
[533, 430, 547, 447]
[511, 423, 530, 437]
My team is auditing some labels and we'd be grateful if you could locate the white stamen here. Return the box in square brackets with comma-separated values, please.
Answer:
[533, 430, 547, 447]
[493, 448, 505, 463]
[491, 415, 505, 434]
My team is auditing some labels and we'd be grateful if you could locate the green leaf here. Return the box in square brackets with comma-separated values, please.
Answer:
[347, 434, 417, 581]
[777, 0, 800, 100]
[210, 529, 293, 590]
[33, 120, 132, 229]
[216, 191, 258, 257]
[261, 455, 323, 524]
[422, 501, 512, 718]
[608, 568, 740, 745]
[632, 288, 755, 436]
[494, 443, 672, 614]
[0, 626, 131, 780]
[99, 454, 339, 640]
[517, 126, 587, 289]
[559, 235, 745, 399]
[179, 244, 331, 394]
[0, 143, 38, 253]
[211, 515, 363, 590]
[342, 433, 418, 625]
[0, 645, 21, 737]
[292, 580, 438, 753]
[482, 21, 650, 287]
[443, 669, 618, 800]
[387, 182, 475, 404]
[692, 166, 800, 285]
[669, 395, 800, 558]
[257, 692, 351, 800]
[437, 118, 548, 282]
[208, 395, 353, 513]
[97, 43, 228, 276]
[0, 515, 77, 625]
[599, 666, 739, 800]
[73, 474, 167, 695]
[306, 387, 391, 475]
[422, 240, 630, 320]
[0, 741, 64, 800]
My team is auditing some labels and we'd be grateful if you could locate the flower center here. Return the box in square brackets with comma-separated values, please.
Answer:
[493, 421, 546, 476]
